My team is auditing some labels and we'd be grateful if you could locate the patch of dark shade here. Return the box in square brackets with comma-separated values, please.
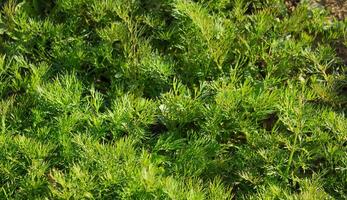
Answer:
[262, 113, 279, 131]
[149, 122, 168, 136]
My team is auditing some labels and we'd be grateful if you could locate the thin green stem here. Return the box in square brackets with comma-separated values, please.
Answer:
[286, 97, 304, 177]
[286, 130, 299, 175]
[1, 116, 5, 134]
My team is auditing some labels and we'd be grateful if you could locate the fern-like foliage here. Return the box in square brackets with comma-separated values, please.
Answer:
[0, 0, 346, 199]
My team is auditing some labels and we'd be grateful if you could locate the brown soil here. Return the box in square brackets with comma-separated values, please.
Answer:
[335, 41, 347, 65]
[286, 0, 347, 19]
[285, 0, 300, 12]
[320, 0, 347, 20]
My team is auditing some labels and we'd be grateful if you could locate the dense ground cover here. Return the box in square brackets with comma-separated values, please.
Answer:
[0, 0, 346, 199]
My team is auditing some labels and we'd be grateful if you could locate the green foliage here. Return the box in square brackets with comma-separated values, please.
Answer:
[0, 0, 346, 199]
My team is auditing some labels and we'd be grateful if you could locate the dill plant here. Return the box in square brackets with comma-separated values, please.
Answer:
[0, 0, 346, 199]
